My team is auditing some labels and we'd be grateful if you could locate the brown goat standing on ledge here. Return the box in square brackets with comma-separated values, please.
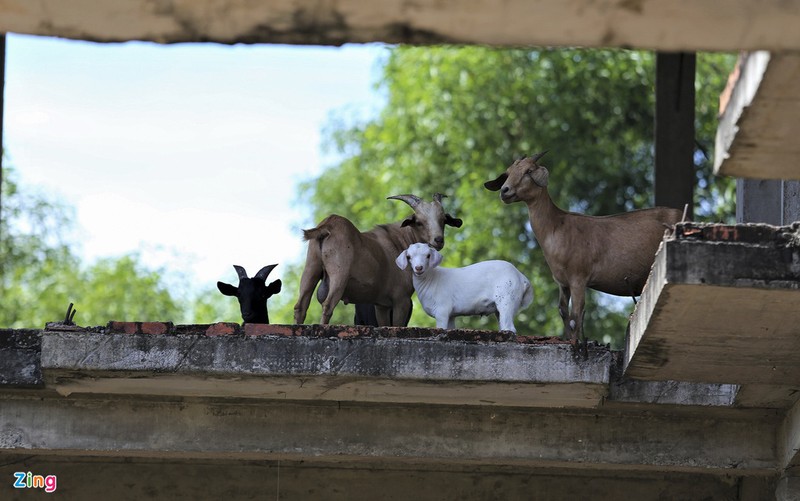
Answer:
[294, 194, 462, 326]
[484, 151, 682, 343]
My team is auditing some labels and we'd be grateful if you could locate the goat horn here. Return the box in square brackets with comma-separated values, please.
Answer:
[387, 194, 421, 208]
[254, 264, 278, 281]
[531, 150, 549, 163]
[233, 265, 248, 280]
[433, 193, 448, 204]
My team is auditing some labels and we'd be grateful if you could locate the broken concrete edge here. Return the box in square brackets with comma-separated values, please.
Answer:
[43, 320, 574, 346]
[673, 221, 800, 247]
[40, 331, 611, 385]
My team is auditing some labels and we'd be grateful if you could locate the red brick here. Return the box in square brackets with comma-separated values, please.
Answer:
[107, 321, 139, 334]
[140, 322, 172, 335]
[244, 324, 274, 336]
[337, 327, 363, 339]
[205, 322, 240, 336]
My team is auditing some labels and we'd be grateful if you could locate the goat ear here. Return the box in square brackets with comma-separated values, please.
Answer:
[401, 216, 416, 228]
[266, 279, 282, 295]
[395, 251, 409, 270]
[217, 281, 238, 297]
[531, 166, 549, 187]
[445, 214, 463, 228]
[430, 249, 444, 268]
[484, 173, 507, 191]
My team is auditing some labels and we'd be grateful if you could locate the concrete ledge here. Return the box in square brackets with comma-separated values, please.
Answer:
[41, 327, 611, 409]
[626, 223, 800, 385]
[0, 394, 779, 474]
[715, 52, 800, 180]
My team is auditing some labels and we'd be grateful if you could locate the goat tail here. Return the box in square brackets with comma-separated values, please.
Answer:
[521, 279, 534, 310]
[302, 226, 331, 242]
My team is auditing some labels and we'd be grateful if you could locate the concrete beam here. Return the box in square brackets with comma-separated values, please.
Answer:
[654, 52, 695, 219]
[0, 454, 772, 500]
[735, 384, 800, 409]
[2, 1, 800, 51]
[0, 393, 779, 474]
[625, 223, 800, 385]
[716, 52, 800, 180]
[41, 328, 611, 408]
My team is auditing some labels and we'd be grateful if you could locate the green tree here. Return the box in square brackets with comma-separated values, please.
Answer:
[0, 164, 183, 328]
[271, 47, 735, 347]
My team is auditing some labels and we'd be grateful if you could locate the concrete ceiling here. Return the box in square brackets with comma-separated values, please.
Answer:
[1, 0, 799, 179]
[1, 0, 800, 50]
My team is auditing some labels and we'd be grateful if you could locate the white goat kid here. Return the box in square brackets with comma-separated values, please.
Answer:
[396, 243, 533, 333]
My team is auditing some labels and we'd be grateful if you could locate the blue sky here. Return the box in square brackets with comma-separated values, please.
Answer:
[4, 34, 388, 288]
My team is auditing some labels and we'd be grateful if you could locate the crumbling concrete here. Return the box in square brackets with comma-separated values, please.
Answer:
[626, 222, 800, 387]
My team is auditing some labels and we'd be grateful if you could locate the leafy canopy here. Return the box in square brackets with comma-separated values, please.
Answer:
[270, 46, 735, 347]
[0, 163, 185, 328]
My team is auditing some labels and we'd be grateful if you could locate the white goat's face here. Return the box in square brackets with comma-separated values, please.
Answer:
[390, 194, 462, 251]
[396, 243, 443, 276]
[484, 153, 550, 204]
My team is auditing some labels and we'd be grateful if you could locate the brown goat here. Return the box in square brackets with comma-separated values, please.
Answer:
[293, 194, 462, 326]
[484, 152, 682, 343]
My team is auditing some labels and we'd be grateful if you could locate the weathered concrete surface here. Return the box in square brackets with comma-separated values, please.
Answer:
[41, 328, 611, 408]
[2, 0, 800, 51]
[0, 454, 772, 501]
[0, 329, 41, 387]
[735, 384, 800, 409]
[626, 223, 800, 385]
[0, 393, 779, 474]
[781, 398, 800, 471]
[716, 52, 800, 180]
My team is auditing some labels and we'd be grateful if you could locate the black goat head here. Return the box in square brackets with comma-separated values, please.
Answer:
[217, 264, 282, 324]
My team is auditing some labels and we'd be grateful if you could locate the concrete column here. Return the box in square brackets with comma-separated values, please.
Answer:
[0, 34, 5, 223]
[775, 473, 800, 501]
[655, 52, 695, 219]
[737, 179, 800, 224]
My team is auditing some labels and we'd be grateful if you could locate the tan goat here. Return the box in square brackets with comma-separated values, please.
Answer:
[293, 194, 462, 326]
[484, 151, 682, 343]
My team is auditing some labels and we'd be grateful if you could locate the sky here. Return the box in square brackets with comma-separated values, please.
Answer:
[3, 33, 388, 290]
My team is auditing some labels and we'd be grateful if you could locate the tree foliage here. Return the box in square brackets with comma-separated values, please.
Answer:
[270, 47, 736, 347]
[0, 164, 183, 327]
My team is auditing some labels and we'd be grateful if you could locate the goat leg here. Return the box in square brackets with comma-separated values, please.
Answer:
[558, 284, 571, 337]
[567, 284, 586, 344]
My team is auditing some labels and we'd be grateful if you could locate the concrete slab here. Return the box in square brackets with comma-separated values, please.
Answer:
[625, 223, 800, 385]
[3, 0, 800, 51]
[41, 327, 611, 409]
[0, 453, 773, 501]
[0, 393, 779, 474]
[716, 52, 800, 180]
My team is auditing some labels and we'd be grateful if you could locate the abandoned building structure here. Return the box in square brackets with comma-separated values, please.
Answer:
[1, 1, 800, 499]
